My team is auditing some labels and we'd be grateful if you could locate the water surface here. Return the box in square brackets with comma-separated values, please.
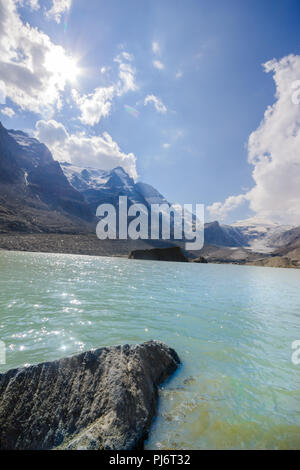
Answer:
[0, 250, 299, 449]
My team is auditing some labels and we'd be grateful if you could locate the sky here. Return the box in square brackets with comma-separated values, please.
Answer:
[0, 0, 300, 225]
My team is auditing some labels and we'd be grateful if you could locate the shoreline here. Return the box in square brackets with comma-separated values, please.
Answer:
[0, 232, 299, 269]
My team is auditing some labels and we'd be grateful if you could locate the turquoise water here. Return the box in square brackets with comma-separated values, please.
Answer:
[0, 250, 300, 450]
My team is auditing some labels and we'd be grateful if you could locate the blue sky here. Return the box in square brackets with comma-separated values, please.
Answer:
[1, 0, 300, 224]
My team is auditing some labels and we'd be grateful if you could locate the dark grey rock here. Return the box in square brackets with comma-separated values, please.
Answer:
[128, 246, 188, 262]
[191, 256, 208, 264]
[0, 341, 180, 450]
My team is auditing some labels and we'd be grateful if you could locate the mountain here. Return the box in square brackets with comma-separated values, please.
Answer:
[204, 221, 248, 247]
[61, 163, 254, 247]
[0, 123, 93, 233]
[61, 162, 174, 239]
[267, 225, 300, 248]
[232, 217, 292, 253]
[0, 123, 176, 241]
[60, 162, 168, 213]
[249, 226, 300, 268]
[0, 122, 297, 263]
[60, 163, 296, 251]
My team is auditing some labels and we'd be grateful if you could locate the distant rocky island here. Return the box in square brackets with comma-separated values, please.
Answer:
[0, 122, 299, 269]
[0, 341, 180, 450]
[129, 246, 189, 262]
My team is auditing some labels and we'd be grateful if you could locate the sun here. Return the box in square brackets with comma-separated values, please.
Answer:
[45, 47, 81, 84]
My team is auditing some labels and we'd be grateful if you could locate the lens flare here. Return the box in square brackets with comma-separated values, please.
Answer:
[124, 105, 139, 118]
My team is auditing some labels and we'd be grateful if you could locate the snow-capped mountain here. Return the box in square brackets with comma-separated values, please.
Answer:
[61, 162, 194, 240]
[0, 123, 93, 233]
[61, 163, 295, 250]
[134, 182, 169, 206]
[204, 221, 248, 247]
[60, 162, 168, 213]
[1, 123, 297, 253]
[232, 217, 293, 253]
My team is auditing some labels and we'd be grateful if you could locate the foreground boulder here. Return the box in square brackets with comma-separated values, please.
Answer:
[0, 341, 180, 450]
[129, 246, 188, 262]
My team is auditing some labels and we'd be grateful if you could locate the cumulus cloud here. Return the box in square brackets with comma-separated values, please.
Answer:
[207, 195, 248, 221]
[46, 0, 71, 23]
[0, 0, 78, 115]
[35, 119, 68, 145]
[153, 60, 165, 70]
[144, 94, 167, 114]
[1, 106, 15, 117]
[71, 51, 137, 126]
[72, 87, 115, 126]
[207, 54, 300, 225]
[35, 119, 137, 179]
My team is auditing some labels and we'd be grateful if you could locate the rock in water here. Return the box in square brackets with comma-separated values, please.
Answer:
[0, 341, 180, 450]
[128, 246, 188, 262]
[192, 256, 208, 264]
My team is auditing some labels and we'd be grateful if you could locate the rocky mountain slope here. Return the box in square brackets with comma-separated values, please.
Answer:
[0, 122, 299, 264]
[61, 162, 257, 247]
[0, 123, 94, 233]
[248, 230, 300, 268]
[204, 221, 248, 247]
[61, 162, 169, 214]
[232, 217, 292, 253]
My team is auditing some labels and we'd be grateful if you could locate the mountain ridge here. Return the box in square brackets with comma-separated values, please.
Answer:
[0, 122, 94, 233]
[0, 122, 299, 266]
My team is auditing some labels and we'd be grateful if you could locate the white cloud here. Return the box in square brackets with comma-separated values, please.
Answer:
[153, 60, 165, 70]
[144, 94, 167, 114]
[72, 87, 115, 126]
[117, 61, 136, 94]
[17, 0, 40, 10]
[207, 195, 248, 221]
[152, 41, 160, 55]
[176, 70, 183, 79]
[35, 119, 138, 179]
[28, 0, 39, 9]
[1, 106, 15, 117]
[162, 143, 171, 149]
[114, 52, 137, 95]
[0, 0, 78, 115]
[120, 51, 133, 62]
[72, 51, 137, 126]
[35, 119, 68, 145]
[207, 54, 300, 225]
[46, 0, 71, 23]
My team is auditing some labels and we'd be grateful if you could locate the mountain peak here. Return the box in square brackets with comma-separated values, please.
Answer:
[112, 166, 128, 174]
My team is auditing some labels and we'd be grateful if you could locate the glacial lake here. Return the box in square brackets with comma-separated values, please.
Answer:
[0, 250, 300, 450]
